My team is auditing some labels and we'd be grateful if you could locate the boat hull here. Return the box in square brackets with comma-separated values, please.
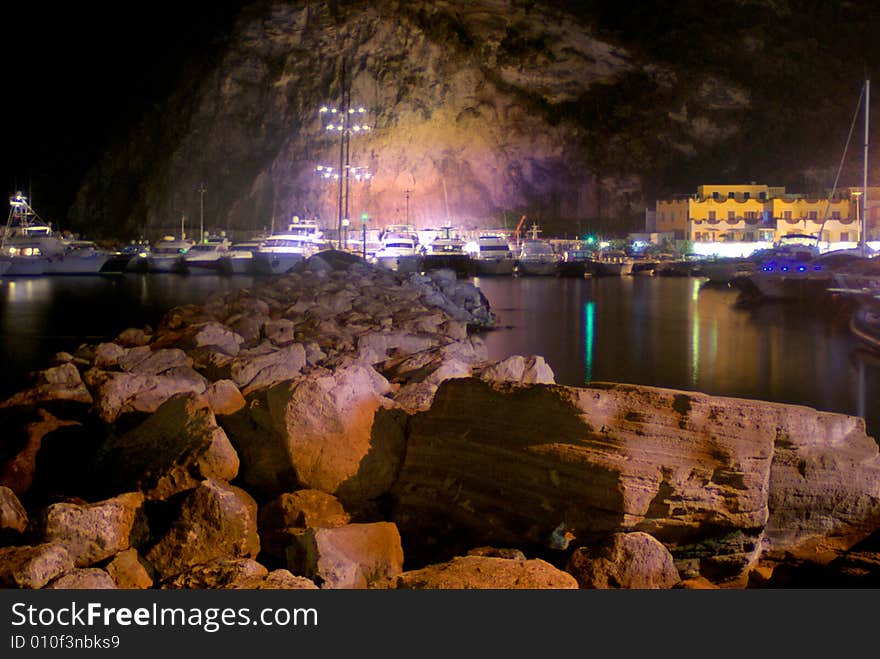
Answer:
[474, 258, 515, 276]
[515, 259, 558, 276]
[147, 256, 188, 273]
[251, 252, 305, 275]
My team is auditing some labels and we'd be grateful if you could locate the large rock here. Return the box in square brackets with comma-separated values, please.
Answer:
[394, 555, 578, 589]
[145, 479, 260, 579]
[478, 355, 556, 384]
[566, 532, 681, 589]
[225, 569, 319, 590]
[46, 568, 117, 589]
[225, 362, 406, 504]
[287, 522, 404, 589]
[161, 558, 268, 589]
[93, 393, 239, 500]
[84, 368, 209, 422]
[392, 379, 880, 585]
[228, 342, 307, 394]
[40, 492, 145, 567]
[106, 549, 153, 589]
[0, 486, 28, 538]
[0, 363, 93, 407]
[0, 543, 74, 589]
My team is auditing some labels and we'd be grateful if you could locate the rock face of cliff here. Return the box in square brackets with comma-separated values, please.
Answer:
[69, 0, 744, 239]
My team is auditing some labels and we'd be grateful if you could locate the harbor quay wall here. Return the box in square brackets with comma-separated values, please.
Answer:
[1, 251, 878, 589]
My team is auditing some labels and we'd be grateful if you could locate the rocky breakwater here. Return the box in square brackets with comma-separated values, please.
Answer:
[1, 250, 879, 589]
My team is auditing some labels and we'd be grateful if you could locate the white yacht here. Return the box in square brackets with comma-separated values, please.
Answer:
[0, 192, 114, 275]
[464, 232, 515, 276]
[218, 237, 265, 274]
[146, 235, 195, 273]
[373, 226, 421, 272]
[252, 217, 327, 275]
[184, 235, 231, 274]
[513, 225, 559, 276]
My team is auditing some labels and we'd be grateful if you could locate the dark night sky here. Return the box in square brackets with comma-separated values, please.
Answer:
[2, 2, 248, 228]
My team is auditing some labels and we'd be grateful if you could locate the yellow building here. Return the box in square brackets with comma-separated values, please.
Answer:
[654, 184, 863, 244]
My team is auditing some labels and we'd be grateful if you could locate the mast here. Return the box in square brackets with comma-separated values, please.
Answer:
[861, 78, 870, 256]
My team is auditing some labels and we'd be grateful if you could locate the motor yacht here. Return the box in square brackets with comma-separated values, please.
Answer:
[251, 217, 327, 275]
[146, 235, 195, 273]
[184, 235, 231, 274]
[464, 232, 515, 276]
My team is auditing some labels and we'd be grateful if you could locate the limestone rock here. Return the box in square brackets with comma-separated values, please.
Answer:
[478, 355, 556, 384]
[106, 549, 153, 589]
[46, 568, 117, 589]
[392, 378, 880, 585]
[118, 347, 192, 375]
[40, 492, 145, 567]
[225, 569, 319, 590]
[204, 379, 246, 416]
[0, 363, 93, 408]
[259, 490, 351, 559]
[395, 555, 579, 589]
[84, 368, 209, 422]
[94, 342, 126, 369]
[93, 393, 239, 500]
[0, 543, 74, 589]
[182, 321, 244, 356]
[287, 522, 404, 589]
[228, 342, 307, 394]
[116, 327, 152, 348]
[566, 532, 681, 589]
[145, 480, 260, 579]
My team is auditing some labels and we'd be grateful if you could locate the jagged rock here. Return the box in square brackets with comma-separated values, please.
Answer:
[0, 409, 80, 496]
[566, 532, 681, 589]
[40, 492, 145, 567]
[356, 330, 441, 365]
[259, 490, 351, 559]
[466, 546, 528, 560]
[228, 342, 307, 394]
[0, 543, 74, 588]
[225, 362, 406, 504]
[46, 568, 117, 589]
[0, 363, 93, 408]
[225, 569, 319, 590]
[161, 558, 267, 589]
[118, 347, 192, 374]
[93, 394, 239, 500]
[0, 486, 28, 538]
[394, 556, 579, 589]
[287, 522, 404, 589]
[263, 318, 297, 346]
[181, 321, 244, 356]
[478, 355, 556, 384]
[204, 379, 246, 416]
[106, 549, 153, 589]
[392, 378, 880, 585]
[145, 479, 260, 579]
[84, 368, 209, 422]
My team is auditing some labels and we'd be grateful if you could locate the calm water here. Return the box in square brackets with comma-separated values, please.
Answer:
[0, 272, 878, 439]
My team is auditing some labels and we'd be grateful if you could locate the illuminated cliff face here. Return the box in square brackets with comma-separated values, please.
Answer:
[71, 0, 753, 239]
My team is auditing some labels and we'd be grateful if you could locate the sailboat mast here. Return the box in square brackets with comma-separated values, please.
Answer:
[861, 78, 869, 256]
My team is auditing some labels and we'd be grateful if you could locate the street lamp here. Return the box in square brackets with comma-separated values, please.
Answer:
[315, 164, 372, 250]
[319, 102, 371, 249]
[198, 183, 207, 243]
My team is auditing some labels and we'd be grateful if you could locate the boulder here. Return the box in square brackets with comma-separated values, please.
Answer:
[145, 479, 260, 580]
[84, 368, 209, 422]
[204, 379, 246, 416]
[228, 342, 307, 394]
[40, 492, 145, 567]
[118, 347, 192, 374]
[566, 532, 681, 589]
[258, 490, 351, 559]
[394, 555, 578, 589]
[479, 355, 556, 384]
[106, 549, 153, 589]
[93, 394, 239, 500]
[181, 321, 244, 356]
[161, 558, 268, 589]
[0, 543, 74, 588]
[392, 379, 880, 585]
[116, 327, 152, 348]
[226, 363, 406, 504]
[287, 522, 404, 589]
[0, 363, 93, 408]
[225, 569, 319, 590]
[94, 342, 126, 369]
[46, 568, 117, 589]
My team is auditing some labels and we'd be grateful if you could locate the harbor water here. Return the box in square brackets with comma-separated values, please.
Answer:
[0, 272, 877, 440]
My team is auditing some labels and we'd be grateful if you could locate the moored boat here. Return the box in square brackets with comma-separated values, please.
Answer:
[146, 235, 194, 273]
[464, 232, 516, 276]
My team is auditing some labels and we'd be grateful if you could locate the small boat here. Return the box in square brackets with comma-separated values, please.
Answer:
[184, 234, 231, 274]
[746, 235, 825, 299]
[591, 248, 634, 277]
[465, 232, 516, 276]
[556, 242, 594, 278]
[218, 238, 265, 274]
[698, 256, 758, 285]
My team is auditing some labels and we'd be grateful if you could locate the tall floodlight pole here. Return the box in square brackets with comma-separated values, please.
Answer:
[319, 80, 371, 250]
[861, 78, 870, 255]
[198, 182, 207, 244]
[404, 189, 411, 225]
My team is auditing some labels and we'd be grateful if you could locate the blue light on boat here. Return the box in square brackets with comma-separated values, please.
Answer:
[797, 265, 806, 272]
[781, 266, 789, 272]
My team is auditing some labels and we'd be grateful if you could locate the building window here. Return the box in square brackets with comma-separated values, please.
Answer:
[832, 211, 841, 220]
[728, 211, 735, 220]
[808, 211, 818, 220]
[783, 210, 792, 220]
[659, 212, 664, 222]
[713, 192, 720, 200]
[708, 211, 716, 221]
[759, 192, 766, 200]
[728, 192, 735, 199]
[840, 232, 850, 242]
[746, 232, 755, 241]
[745, 211, 757, 220]
[744, 192, 750, 200]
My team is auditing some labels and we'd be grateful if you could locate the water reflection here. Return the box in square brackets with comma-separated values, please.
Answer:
[475, 276, 880, 439]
